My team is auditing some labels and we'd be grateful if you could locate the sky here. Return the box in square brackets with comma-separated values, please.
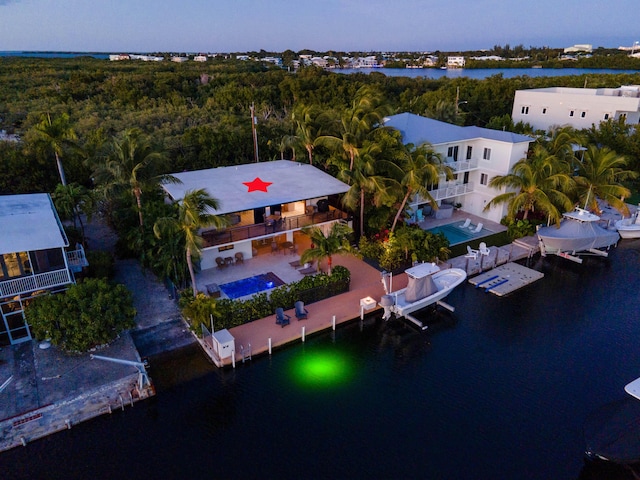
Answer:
[0, 0, 638, 53]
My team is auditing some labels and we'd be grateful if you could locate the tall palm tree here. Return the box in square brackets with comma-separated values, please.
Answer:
[94, 128, 179, 228]
[484, 145, 574, 225]
[52, 182, 94, 241]
[154, 189, 227, 297]
[291, 104, 320, 165]
[573, 145, 636, 215]
[388, 143, 446, 232]
[32, 113, 78, 186]
[300, 222, 356, 275]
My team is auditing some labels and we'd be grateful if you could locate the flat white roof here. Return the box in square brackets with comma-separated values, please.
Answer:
[0, 193, 68, 255]
[163, 160, 351, 215]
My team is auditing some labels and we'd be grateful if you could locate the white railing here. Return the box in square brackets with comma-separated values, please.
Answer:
[0, 269, 73, 297]
[426, 182, 476, 201]
[443, 159, 479, 172]
[66, 245, 89, 269]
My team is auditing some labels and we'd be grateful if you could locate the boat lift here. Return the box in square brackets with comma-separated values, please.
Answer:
[90, 354, 152, 391]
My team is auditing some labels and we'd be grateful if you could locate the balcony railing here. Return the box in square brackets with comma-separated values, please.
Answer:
[66, 245, 89, 272]
[0, 268, 73, 298]
[443, 159, 478, 172]
[202, 208, 349, 248]
[421, 182, 475, 202]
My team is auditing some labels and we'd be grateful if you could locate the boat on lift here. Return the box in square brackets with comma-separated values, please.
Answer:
[614, 207, 640, 239]
[379, 262, 466, 330]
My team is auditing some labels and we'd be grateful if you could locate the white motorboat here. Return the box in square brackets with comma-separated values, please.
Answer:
[536, 207, 620, 263]
[379, 262, 466, 330]
[614, 209, 640, 239]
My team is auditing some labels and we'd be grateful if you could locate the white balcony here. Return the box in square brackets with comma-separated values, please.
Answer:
[0, 268, 73, 298]
[66, 245, 89, 272]
[425, 182, 475, 202]
[443, 159, 479, 172]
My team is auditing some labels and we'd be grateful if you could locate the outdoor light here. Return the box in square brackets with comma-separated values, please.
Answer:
[288, 348, 354, 390]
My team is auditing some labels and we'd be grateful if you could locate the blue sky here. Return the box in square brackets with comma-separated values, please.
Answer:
[0, 0, 638, 53]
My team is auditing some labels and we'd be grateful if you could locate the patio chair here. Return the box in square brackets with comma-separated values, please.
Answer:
[416, 209, 424, 222]
[298, 262, 316, 275]
[289, 259, 302, 268]
[294, 301, 309, 321]
[479, 242, 490, 256]
[234, 252, 244, 264]
[215, 257, 227, 269]
[459, 218, 471, 229]
[471, 222, 483, 233]
[275, 308, 290, 327]
[465, 245, 479, 260]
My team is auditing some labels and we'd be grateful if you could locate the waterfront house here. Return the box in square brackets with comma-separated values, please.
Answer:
[511, 85, 640, 132]
[161, 160, 351, 272]
[384, 113, 534, 223]
[0, 193, 88, 346]
[447, 56, 465, 68]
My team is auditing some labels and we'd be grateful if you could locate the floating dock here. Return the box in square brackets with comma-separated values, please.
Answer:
[467, 262, 544, 296]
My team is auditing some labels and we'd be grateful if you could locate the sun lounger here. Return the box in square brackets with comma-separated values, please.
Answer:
[298, 265, 317, 275]
[459, 218, 471, 228]
[289, 259, 302, 268]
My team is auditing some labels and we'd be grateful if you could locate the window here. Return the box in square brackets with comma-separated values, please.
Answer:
[483, 148, 491, 160]
[604, 113, 610, 120]
[480, 173, 488, 186]
[542, 107, 547, 115]
[466, 146, 472, 160]
[580, 111, 586, 118]
[521, 106, 529, 115]
[569, 110, 575, 117]
[447, 146, 458, 160]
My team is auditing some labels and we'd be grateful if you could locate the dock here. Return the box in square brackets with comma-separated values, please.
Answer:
[467, 262, 544, 296]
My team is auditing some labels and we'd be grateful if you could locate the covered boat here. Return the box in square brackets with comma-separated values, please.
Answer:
[536, 208, 619, 263]
[379, 262, 466, 330]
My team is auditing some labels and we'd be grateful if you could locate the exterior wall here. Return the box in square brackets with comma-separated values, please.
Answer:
[512, 87, 640, 132]
[201, 240, 253, 271]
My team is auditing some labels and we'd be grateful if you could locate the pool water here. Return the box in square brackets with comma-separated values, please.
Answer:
[427, 221, 493, 245]
[219, 272, 284, 299]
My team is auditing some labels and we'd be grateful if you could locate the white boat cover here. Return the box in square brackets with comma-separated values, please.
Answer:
[537, 219, 619, 252]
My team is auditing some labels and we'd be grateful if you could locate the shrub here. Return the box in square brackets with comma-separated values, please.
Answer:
[25, 278, 136, 352]
[86, 250, 115, 279]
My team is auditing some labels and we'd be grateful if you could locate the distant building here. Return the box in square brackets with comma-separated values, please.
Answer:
[563, 44, 593, 54]
[109, 54, 130, 61]
[447, 56, 465, 68]
[384, 113, 533, 223]
[470, 55, 505, 61]
[171, 56, 189, 63]
[512, 85, 640, 132]
[193, 55, 208, 62]
[0, 193, 88, 346]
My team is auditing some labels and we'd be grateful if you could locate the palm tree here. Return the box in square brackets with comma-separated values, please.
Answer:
[291, 104, 320, 165]
[300, 222, 356, 275]
[52, 183, 94, 241]
[573, 145, 636, 215]
[389, 143, 446, 232]
[32, 113, 78, 186]
[154, 189, 227, 297]
[484, 145, 574, 225]
[93, 128, 179, 228]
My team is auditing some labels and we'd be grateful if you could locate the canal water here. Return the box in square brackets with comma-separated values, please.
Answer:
[4, 240, 640, 480]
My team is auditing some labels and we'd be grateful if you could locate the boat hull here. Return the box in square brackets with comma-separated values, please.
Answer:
[386, 268, 467, 318]
[537, 218, 619, 255]
[614, 219, 640, 239]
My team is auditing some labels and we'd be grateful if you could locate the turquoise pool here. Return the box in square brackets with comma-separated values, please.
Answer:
[426, 221, 493, 245]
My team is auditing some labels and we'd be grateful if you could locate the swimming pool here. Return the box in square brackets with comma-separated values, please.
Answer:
[426, 220, 493, 245]
[219, 272, 285, 299]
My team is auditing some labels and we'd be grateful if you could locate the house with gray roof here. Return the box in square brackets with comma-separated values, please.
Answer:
[384, 113, 534, 223]
[162, 160, 351, 271]
[0, 193, 88, 345]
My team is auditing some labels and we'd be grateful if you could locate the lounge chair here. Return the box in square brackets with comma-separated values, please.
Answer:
[234, 252, 244, 264]
[479, 242, 490, 256]
[289, 259, 302, 268]
[471, 222, 483, 233]
[298, 262, 316, 275]
[275, 308, 290, 327]
[294, 301, 308, 320]
[459, 218, 471, 228]
[465, 245, 479, 259]
[215, 257, 227, 269]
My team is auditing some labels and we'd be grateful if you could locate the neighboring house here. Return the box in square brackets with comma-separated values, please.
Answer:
[512, 85, 640, 132]
[447, 56, 465, 68]
[193, 55, 208, 62]
[161, 160, 351, 271]
[0, 193, 88, 346]
[384, 113, 534, 223]
[171, 56, 189, 63]
[563, 44, 593, 54]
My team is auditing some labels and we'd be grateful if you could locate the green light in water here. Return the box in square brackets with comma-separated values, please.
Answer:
[289, 349, 354, 389]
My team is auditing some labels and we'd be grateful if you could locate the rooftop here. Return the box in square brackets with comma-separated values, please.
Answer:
[0, 193, 68, 255]
[163, 160, 351, 216]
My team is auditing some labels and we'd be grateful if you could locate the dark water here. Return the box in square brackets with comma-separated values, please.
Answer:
[4, 240, 640, 480]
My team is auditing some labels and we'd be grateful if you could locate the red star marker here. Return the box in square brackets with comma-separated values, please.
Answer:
[243, 177, 272, 192]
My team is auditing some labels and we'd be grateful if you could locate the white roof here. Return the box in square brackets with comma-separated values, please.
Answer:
[0, 193, 68, 255]
[163, 160, 351, 215]
[384, 112, 533, 146]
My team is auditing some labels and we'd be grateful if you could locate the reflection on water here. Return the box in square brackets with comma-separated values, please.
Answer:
[4, 241, 640, 480]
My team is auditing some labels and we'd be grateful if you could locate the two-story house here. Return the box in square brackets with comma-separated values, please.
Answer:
[0, 193, 88, 345]
[512, 85, 640, 132]
[161, 160, 351, 272]
[384, 113, 534, 223]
